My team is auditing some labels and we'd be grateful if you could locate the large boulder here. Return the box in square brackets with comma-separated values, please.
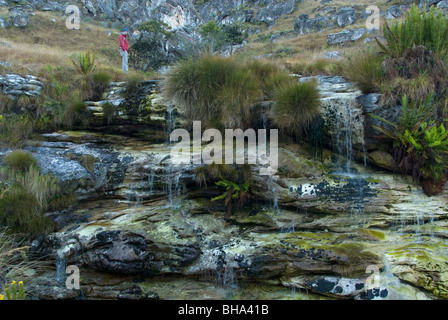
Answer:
[294, 14, 329, 35]
[327, 28, 366, 45]
[334, 6, 357, 28]
[9, 7, 30, 27]
[385, 5, 403, 19]
[254, 0, 297, 25]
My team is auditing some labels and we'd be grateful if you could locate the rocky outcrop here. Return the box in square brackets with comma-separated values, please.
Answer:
[294, 14, 328, 35]
[20, 129, 448, 300]
[0, 73, 44, 100]
[327, 28, 366, 45]
[253, 0, 297, 27]
[334, 6, 357, 28]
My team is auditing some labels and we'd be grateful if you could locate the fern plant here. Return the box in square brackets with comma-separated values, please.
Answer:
[377, 4, 448, 59]
[211, 178, 250, 219]
[71, 51, 96, 76]
[371, 93, 448, 193]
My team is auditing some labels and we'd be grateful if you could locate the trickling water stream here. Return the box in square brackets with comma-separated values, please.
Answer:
[24, 76, 448, 301]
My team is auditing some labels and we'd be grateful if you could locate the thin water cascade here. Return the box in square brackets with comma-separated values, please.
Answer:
[266, 176, 280, 215]
[322, 94, 367, 175]
[165, 104, 176, 143]
[334, 101, 354, 174]
[148, 169, 155, 196]
[162, 163, 187, 208]
[55, 256, 67, 286]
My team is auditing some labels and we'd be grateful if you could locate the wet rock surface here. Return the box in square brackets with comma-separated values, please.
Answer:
[18, 127, 448, 300]
[2, 74, 445, 301]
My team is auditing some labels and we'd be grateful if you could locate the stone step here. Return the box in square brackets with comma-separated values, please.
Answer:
[88, 106, 103, 112]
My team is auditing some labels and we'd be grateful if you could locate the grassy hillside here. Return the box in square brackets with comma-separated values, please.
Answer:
[0, 9, 141, 80]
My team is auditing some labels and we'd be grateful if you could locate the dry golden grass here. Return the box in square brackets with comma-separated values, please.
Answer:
[238, 0, 401, 74]
[0, 11, 141, 81]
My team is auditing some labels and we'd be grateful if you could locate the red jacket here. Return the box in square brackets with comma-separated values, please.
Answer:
[119, 33, 129, 52]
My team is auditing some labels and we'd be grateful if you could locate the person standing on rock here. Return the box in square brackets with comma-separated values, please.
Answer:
[119, 28, 129, 74]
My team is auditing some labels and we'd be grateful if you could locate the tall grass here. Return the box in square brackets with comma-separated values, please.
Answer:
[0, 153, 62, 238]
[244, 59, 290, 99]
[0, 114, 34, 148]
[218, 68, 261, 128]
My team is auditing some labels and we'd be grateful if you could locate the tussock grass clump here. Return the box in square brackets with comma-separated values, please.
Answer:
[0, 164, 60, 238]
[244, 59, 290, 99]
[162, 54, 322, 131]
[218, 67, 261, 128]
[162, 54, 245, 129]
[0, 189, 54, 238]
[270, 78, 321, 137]
[0, 114, 34, 148]
[343, 49, 385, 94]
[4, 150, 38, 173]
[288, 59, 344, 77]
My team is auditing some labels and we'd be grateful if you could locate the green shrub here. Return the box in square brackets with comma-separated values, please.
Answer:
[371, 93, 448, 194]
[4, 150, 38, 173]
[343, 49, 385, 94]
[270, 79, 321, 136]
[212, 178, 251, 219]
[377, 4, 448, 59]
[193, 163, 237, 187]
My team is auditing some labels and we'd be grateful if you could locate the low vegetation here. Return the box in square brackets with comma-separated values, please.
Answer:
[162, 54, 322, 134]
[0, 152, 74, 239]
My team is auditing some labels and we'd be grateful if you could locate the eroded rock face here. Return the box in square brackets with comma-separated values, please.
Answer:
[19, 128, 448, 300]
[9, 75, 448, 300]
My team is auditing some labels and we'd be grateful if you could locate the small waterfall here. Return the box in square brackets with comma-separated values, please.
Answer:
[280, 217, 296, 233]
[321, 90, 367, 174]
[55, 256, 67, 286]
[262, 113, 268, 130]
[267, 176, 280, 215]
[148, 169, 155, 196]
[163, 163, 186, 208]
[165, 104, 176, 143]
[396, 187, 433, 240]
[334, 101, 354, 174]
